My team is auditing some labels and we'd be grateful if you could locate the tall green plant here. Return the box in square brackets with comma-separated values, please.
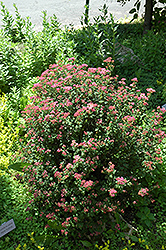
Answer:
[70, 4, 118, 67]
[0, 2, 33, 42]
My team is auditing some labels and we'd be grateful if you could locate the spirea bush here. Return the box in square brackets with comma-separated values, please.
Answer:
[20, 58, 166, 238]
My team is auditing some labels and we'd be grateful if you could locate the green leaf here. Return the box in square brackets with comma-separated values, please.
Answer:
[133, 13, 138, 20]
[144, 219, 152, 227]
[141, 214, 147, 220]
[142, 207, 150, 215]
[130, 236, 139, 242]
[115, 212, 120, 223]
[137, 2, 141, 11]
[136, 212, 142, 218]
[148, 213, 155, 220]
[81, 240, 92, 247]
[8, 162, 30, 172]
[35, 235, 58, 245]
[129, 8, 136, 14]
[48, 220, 63, 231]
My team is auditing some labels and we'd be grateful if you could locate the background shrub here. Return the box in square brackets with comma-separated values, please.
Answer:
[0, 94, 19, 171]
[20, 59, 166, 241]
[115, 25, 166, 109]
[67, 4, 117, 67]
[0, 3, 75, 94]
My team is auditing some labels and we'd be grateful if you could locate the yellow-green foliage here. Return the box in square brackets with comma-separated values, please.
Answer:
[15, 232, 45, 250]
[95, 240, 110, 250]
[0, 94, 18, 172]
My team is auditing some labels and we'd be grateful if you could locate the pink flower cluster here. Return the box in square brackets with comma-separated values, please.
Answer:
[108, 188, 117, 197]
[116, 177, 127, 185]
[138, 188, 149, 197]
[81, 180, 94, 190]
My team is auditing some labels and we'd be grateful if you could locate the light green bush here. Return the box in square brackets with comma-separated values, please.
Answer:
[0, 94, 19, 172]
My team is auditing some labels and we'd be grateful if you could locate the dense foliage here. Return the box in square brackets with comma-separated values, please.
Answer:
[0, 94, 19, 170]
[0, 2, 166, 250]
[19, 59, 165, 240]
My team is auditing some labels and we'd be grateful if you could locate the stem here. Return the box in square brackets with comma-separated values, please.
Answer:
[84, 0, 90, 25]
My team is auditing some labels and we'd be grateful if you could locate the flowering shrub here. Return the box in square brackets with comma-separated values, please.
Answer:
[20, 58, 166, 238]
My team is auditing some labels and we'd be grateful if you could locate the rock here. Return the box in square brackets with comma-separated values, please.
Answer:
[115, 42, 143, 65]
[162, 104, 166, 110]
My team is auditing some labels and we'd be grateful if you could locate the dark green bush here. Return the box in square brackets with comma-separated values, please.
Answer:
[114, 26, 166, 109]
[67, 4, 117, 67]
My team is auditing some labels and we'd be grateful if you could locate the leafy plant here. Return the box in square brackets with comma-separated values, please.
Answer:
[0, 171, 46, 250]
[68, 4, 118, 67]
[0, 3, 75, 94]
[0, 94, 19, 171]
[136, 207, 155, 227]
[17, 59, 166, 242]
[115, 22, 166, 109]
[0, 1, 33, 43]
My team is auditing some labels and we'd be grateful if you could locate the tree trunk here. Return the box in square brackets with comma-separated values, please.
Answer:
[143, 0, 153, 34]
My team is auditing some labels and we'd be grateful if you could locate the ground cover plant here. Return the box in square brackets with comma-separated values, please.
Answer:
[0, 2, 166, 250]
[0, 170, 49, 250]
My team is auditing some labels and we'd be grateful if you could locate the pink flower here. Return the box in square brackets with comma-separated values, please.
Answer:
[109, 105, 115, 110]
[73, 155, 80, 163]
[108, 162, 115, 171]
[73, 217, 78, 222]
[146, 88, 156, 93]
[68, 57, 75, 61]
[81, 180, 93, 189]
[138, 187, 149, 197]
[84, 208, 89, 212]
[131, 77, 138, 82]
[116, 177, 127, 185]
[103, 57, 112, 63]
[88, 68, 97, 73]
[108, 188, 117, 197]
[123, 115, 136, 122]
[74, 173, 82, 180]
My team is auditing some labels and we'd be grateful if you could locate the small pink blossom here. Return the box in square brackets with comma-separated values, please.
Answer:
[131, 77, 138, 82]
[73, 217, 78, 222]
[68, 57, 75, 61]
[146, 88, 156, 93]
[108, 188, 117, 197]
[116, 177, 127, 185]
[103, 57, 112, 63]
[138, 187, 149, 197]
[74, 173, 82, 180]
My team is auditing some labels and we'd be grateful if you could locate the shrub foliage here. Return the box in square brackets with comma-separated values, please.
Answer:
[19, 59, 166, 239]
[0, 94, 19, 171]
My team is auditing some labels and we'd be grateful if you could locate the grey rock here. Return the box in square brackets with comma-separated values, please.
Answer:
[162, 104, 166, 110]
